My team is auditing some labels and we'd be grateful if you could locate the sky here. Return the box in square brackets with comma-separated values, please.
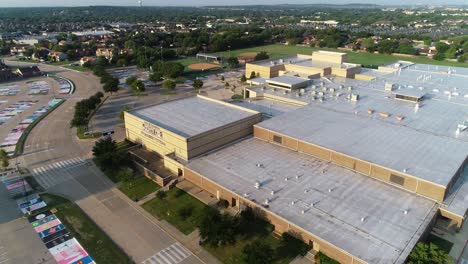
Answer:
[0, 0, 466, 7]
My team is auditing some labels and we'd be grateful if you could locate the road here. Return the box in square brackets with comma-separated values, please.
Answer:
[2, 60, 205, 264]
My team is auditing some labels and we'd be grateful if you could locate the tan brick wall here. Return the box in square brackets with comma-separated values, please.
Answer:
[282, 135, 299, 151]
[331, 152, 355, 170]
[254, 126, 269, 141]
[417, 181, 446, 202]
[355, 160, 371, 175]
[298, 141, 331, 161]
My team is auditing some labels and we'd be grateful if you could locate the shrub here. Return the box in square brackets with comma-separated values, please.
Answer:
[156, 191, 167, 200]
[217, 199, 229, 209]
[162, 80, 176, 90]
[242, 240, 274, 264]
[316, 252, 339, 264]
[177, 205, 193, 220]
[174, 188, 185, 198]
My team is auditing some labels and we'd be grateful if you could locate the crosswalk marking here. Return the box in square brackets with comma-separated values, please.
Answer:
[30, 158, 88, 189]
[142, 243, 191, 264]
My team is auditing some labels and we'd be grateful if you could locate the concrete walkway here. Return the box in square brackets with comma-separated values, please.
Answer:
[112, 185, 221, 264]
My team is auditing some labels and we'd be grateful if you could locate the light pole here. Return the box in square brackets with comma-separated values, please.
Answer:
[160, 41, 164, 61]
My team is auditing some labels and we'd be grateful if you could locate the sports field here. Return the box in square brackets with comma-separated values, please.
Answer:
[215, 44, 468, 68]
[188, 62, 221, 71]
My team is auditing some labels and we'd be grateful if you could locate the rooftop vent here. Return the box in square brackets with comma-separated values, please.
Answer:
[264, 199, 269, 205]
[350, 94, 359, 102]
[396, 115, 405, 121]
[285, 177, 289, 181]
[360, 217, 366, 222]
[254, 181, 260, 189]
[301, 210, 305, 214]
[379, 112, 391, 118]
[291, 201, 295, 205]
[256, 163, 264, 168]
[348, 86, 353, 91]
[304, 189, 309, 193]
[270, 190, 275, 195]
[367, 109, 374, 114]
[403, 210, 408, 215]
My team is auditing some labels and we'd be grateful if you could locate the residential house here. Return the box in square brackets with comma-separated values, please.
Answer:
[15, 66, 41, 78]
[49, 51, 68, 62]
[79, 56, 96, 66]
[96, 48, 117, 61]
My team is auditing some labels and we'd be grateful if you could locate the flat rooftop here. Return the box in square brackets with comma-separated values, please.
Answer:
[257, 105, 468, 187]
[130, 96, 257, 138]
[266, 75, 310, 86]
[187, 137, 437, 264]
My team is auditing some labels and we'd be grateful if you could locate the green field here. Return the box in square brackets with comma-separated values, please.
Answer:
[142, 188, 208, 234]
[40, 194, 132, 263]
[214, 44, 468, 68]
[118, 176, 160, 201]
[205, 234, 297, 264]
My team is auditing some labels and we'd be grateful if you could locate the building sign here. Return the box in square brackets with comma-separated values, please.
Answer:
[141, 121, 165, 145]
[142, 122, 163, 138]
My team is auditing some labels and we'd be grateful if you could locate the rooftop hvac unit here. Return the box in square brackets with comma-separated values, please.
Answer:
[311, 90, 316, 95]
[348, 86, 353, 91]
[270, 190, 275, 195]
[339, 85, 344, 89]
[279, 59, 284, 64]
[385, 82, 395, 91]
[322, 86, 327, 92]
[329, 88, 335, 94]
[300, 88, 305, 94]
[264, 199, 269, 205]
[311, 85, 316, 90]
[351, 94, 359, 102]
[254, 181, 260, 189]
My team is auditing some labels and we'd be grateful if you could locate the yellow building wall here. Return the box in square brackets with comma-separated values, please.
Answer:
[245, 63, 285, 78]
[312, 51, 346, 64]
[125, 112, 189, 159]
[284, 64, 328, 77]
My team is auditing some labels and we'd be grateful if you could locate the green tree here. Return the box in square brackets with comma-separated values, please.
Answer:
[198, 207, 237, 247]
[254, 51, 269, 61]
[192, 79, 204, 89]
[249, 71, 256, 79]
[240, 74, 247, 83]
[445, 47, 458, 59]
[0, 149, 9, 170]
[242, 240, 274, 264]
[435, 42, 450, 54]
[162, 80, 176, 90]
[125, 76, 137, 86]
[406, 242, 453, 264]
[103, 77, 120, 94]
[149, 72, 162, 82]
[433, 53, 446, 61]
[221, 75, 225, 82]
[227, 57, 239, 68]
[131, 80, 145, 93]
[92, 137, 123, 171]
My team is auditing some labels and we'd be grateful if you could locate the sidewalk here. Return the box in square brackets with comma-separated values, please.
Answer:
[112, 185, 221, 264]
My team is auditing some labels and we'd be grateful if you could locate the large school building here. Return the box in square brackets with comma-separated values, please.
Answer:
[124, 51, 468, 264]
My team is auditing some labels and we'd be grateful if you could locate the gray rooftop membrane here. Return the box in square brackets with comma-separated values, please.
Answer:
[187, 138, 437, 264]
[257, 105, 468, 187]
[130, 96, 257, 138]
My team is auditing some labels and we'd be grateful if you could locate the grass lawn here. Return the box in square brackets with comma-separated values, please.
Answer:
[161, 90, 177, 95]
[205, 234, 296, 264]
[48, 61, 71, 66]
[214, 44, 468, 68]
[77, 127, 102, 139]
[39, 193, 132, 263]
[63, 65, 89, 72]
[118, 176, 160, 201]
[142, 188, 208, 234]
[426, 234, 454, 253]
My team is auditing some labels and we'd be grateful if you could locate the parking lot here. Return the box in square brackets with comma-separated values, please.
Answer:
[0, 77, 69, 155]
[0, 180, 54, 264]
